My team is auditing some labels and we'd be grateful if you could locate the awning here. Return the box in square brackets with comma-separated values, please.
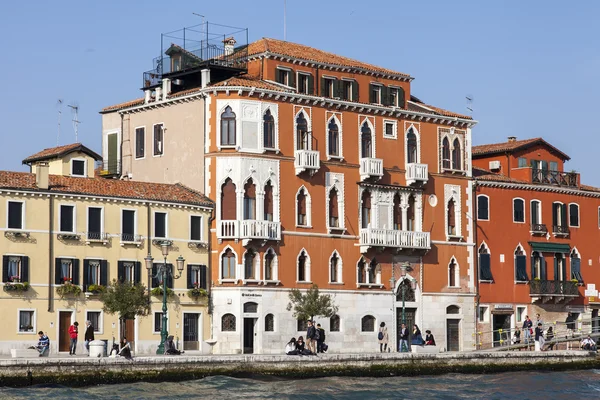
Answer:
[529, 242, 571, 253]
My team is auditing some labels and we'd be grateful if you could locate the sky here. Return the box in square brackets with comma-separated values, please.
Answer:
[1, 1, 599, 183]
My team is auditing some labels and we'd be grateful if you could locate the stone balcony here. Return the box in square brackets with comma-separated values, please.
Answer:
[294, 150, 320, 175]
[219, 220, 281, 246]
[406, 163, 428, 185]
[359, 228, 430, 253]
[359, 157, 383, 181]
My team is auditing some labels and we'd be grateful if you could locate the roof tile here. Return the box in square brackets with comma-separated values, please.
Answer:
[23, 143, 102, 164]
[472, 138, 570, 160]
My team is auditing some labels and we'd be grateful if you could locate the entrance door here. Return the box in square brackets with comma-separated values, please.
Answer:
[58, 311, 72, 352]
[120, 318, 136, 353]
[396, 307, 416, 349]
[446, 319, 460, 351]
[183, 313, 200, 350]
[492, 314, 511, 347]
[243, 318, 257, 354]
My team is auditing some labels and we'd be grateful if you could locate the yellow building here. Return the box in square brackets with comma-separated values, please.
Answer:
[1, 143, 214, 355]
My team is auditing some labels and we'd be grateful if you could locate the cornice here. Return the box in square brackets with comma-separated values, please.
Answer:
[476, 180, 600, 198]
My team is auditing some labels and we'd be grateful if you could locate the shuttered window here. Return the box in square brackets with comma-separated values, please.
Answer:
[297, 73, 313, 94]
[87, 207, 102, 240]
[569, 204, 579, 227]
[513, 199, 525, 223]
[571, 256, 583, 282]
[135, 127, 145, 158]
[515, 255, 528, 281]
[190, 216, 202, 241]
[154, 212, 167, 238]
[329, 189, 339, 228]
[477, 196, 489, 220]
[153, 124, 164, 156]
[2, 256, 29, 283]
[221, 179, 237, 220]
[59, 205, 75, 233]
[7, 201, 23, 230]
[187, 264, 207, 289]
[479, 252, 493, 281]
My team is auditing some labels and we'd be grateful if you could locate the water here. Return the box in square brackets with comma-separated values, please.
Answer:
[2, 370, 599, 399]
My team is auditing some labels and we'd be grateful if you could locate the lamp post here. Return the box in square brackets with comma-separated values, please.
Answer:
[399, 262, 417, 353]
[145, 241, 185, 355]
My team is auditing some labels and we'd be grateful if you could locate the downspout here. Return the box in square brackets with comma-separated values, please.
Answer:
[207, 208, 215, 313]
[47, 195, 54, 312]
[506, 152, 510, 178]
[473, 180, 480, 349]
[146, 202, 152, 305]
[120, 113, 125, 178]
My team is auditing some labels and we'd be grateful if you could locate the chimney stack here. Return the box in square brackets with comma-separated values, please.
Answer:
[507, 136, 517, 142]
[36, 162, 49, 190]
[162, 78, 171, 101]
[201, 69, 211, 89]
[223, 37, 236, 56]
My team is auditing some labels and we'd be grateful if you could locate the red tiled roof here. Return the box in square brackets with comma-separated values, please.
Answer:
[407, 99, 472, 120]
[247, 38, 411, 78]
[102, 98, 145, 112]
[472, 138, 570, 161]
[22, 143, 102, 164]
[472, 167, 527, 183]
[209, 75, 292, 91]
[0, 171, 213, 207]
[580, 184, 600, 193]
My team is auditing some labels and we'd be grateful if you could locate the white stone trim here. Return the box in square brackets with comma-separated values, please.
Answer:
[325, 172, 345, 231]
[296, 248, 311, 282]
[325, 112, 343, 160]
[404, 122, 421, 165]
[219, 245, 239, 283]
[328, 250, 343, 284]
[358, 115, 376, 159]
[263, 247, 279, 281]
[295, 185, 312, 228]
[444, 184, 462, 240]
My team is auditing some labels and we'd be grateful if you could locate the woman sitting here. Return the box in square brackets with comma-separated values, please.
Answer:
[296, 336, 312, 355]
[165, 335, 182, 355]
[285, 338, 299, 355]
[411, 324, 424, 346]
[118, 337, 133, 360]
[425, 330, 436, 346]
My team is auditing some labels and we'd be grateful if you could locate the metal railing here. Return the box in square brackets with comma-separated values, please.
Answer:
[530, 224, 548, 234]
[86, 232, 109, 241]
[359, 157, 383, 181]
[406, 163, 428, 185]
[98, 160, 121, 176]
[531, 168, 578, 187]
[529, 280, 579, 297]
[552, 225, 570, 235]
[121, 233, 142, 243]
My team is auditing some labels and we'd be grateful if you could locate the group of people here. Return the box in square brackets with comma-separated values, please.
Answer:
[286, 320, 327, 355]
[378, 322, 436, 352]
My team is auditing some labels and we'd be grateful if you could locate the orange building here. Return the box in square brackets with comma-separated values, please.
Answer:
[473, 137, 600, 347]
[101, 23, 477, 353]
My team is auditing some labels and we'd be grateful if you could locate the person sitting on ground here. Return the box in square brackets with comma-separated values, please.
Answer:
[581, 335, 597, 351]
[285, 337, 299, 355]
[118, 337, 133, 360]
[411, 324, 424, 346]
[296, 336, 312, 355]
[36, 331, 50, 357]
[424, 330, 436, 346]
[512, 327, 521, 346]
[165, 335, 182, 355]
[545, 327, 555, 350]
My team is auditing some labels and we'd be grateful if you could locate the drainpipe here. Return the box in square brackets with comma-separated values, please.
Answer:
[120, 113, 124, 178]
[146, 202, 152, 301]
[207, 208, 215, 313]
[48, 195, 54, 312]
[506, 152, 510, 178]
[473, 181, 480, 349]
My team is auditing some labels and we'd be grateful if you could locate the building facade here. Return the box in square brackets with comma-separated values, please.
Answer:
[101, 26, 477, 353]
[473, 137, 600, 348]
[0, 144, 213, 355]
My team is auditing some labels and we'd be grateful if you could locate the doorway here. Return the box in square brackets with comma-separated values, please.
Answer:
[243, 318, 257, 354]
[396, 307, 416, 349]
[120, 318, 136, 353]
[183, 313, 200, 350]
[446, 319, 460, 351]
[492, 314, 512, 347]
[58, 311, 72, 352]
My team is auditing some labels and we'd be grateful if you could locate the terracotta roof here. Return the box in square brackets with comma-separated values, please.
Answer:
[472, 138, 570, 161]
[101, 98, 144, 112]
[23, 143, 102, 165]
[247, 38, 411, 79]
[209, 75, 292, 91]
[0, 171, 213, 207]
[472, 167, 528, 183]
[580, 184, 600, 193]
[407, 99, 472, 120]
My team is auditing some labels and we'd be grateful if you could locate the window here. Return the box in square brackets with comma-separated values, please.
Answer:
[389, 87, 399, 107]
[361, 315, 375, 332]
[87, 207, 103, 240]
[406, 128, 417, 163]
[569, 204, 579, 227]
[531, 252, 545, 280]
[383, 120, 396, 139]
[341, 80, 355, 101]
[513, 199, 525, 223]
[154, 312, 164, 333]
[221, 179, 237, 221]
[71, 159, 86, 177]
[328, 119, 340, 157]
[87, 311, 101, 333]
[478, 306, 489, 322]
[451, 138, 462, 170]
[555, 253, 566, 281]
[552, 202, 567, 230]
[222, 314, 237, 332]
[393, 194, 402, 230]
[3, 256, 28, 283]
[571, 250, 583, 283]
[296, 113, 309, 150]
[83, 259, 107, 291]
[263, 110, 275, 149]
[368, 259, 378, 284]
[477, 195, 489, 220]
[329, 189, 339, 228]
[530, 200, 541, 227]
[264, 248, 275, 281]
[262, 181, 273, 222]
[447, 305, 460, 314]
[323, 77, 335, 97]
[407, 195, 415, 231]
[479, 244, 493, 281]
[7, 201, 23, 230]
[59, 205, 75, 233]
[221, 248, 236, 280]
[190, 216, 202, 241]
[442, 138, 451, 170]
[361, 190, 371, 229]
[244, 250, 256, 280]
[154, 212, 167, 238]
[370, 84, 381, 104]
[220, 106, 236, 146]
[55, 258, 79, 284]
[117, 261, 139, 284]
[153, 123, 164, 156]
[330, 251, 340, 283]
[18, 310, 35, 333]
[330, 315, 340, 332]
[135, 127, 145, 159]
[298, 250, 308, 282]
[449, 258, 457, 287]
[549, 161, 558, 171]
[357, 257, 366, 284]
[265, 314, 274, 332]
[243, 179, 256, 220]
[121, 209, 136, 242]
[297, 319, 308, 332]
[447, 199, 456, 235]
[516, 307, 526, 323]
[515, 246, 528, 282]
[518, 157, 527, 168]
[297, 72, 312, 94]
[187, 264, 207, 289]
[276, 68, 291, 86]
[297, 188, 307, 226]
[360, 122, 372, 159]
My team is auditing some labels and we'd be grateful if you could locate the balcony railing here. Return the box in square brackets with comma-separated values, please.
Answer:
[98, 160, 121, 177]
[532, 168, 578, 188]
[120, 233, 143, 244]
[294, 150, 320, 175]
[530, 224, 548, 234]
[406, 163, 428, 185]
[359, 228, 430, 253]
[86, 232, 110, 242]
[219, 220, 281, 242]
[360, 158, 383, 181]
[529, 280, 579, 297]
[553, 225, 570, 236]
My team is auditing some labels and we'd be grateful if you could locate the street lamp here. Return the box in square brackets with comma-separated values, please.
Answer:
[399, 262, 417, 353]
[145, 241, 185, 355]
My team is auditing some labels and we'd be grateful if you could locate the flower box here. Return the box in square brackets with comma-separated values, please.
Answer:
[57, 282, 81, 298]
[187, 287, 208, 300]
[150, 287, 174, 297]
[3, 282, 30, 293]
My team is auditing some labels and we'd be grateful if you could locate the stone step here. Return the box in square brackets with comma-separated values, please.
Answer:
[10, 348, 40, 358]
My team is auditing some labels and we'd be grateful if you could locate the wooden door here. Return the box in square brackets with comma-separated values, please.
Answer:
[120, 319, 135, 353]
[59, 311, 72, 352]
[447, 319, 460, 352]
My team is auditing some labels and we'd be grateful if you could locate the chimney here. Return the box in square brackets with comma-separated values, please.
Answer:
[201, 69, 211, 89]
[144, 89, 151, 104]
[507, 136, 517, 142]
[36, 162, 49, 190]
[162, 78, 171, 101]
[223, 37, 236, 56]
[156, 86, 162, 102]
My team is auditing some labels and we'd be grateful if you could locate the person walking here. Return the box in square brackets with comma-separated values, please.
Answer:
[316, 323, 326, 353]
[398, 323, 409, 352]
[378, 322, 389, 352]
[545, 326, 555, 350]
[306, 320, 317, 354]
[84, 320, 95, 354]
[68, 321, 79, 355]
[534, 322, 545, 352]
[522, 315, 533, 348]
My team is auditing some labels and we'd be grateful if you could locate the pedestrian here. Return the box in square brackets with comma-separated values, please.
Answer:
[84, 320, 95, 354]
[68, 321, 79, 355]
[306, 320, 317, 354]
[316, 323, 326, 353]
[534, 322, 545, 352]
[296, 336, 311, 355]
[545, 327, 555, 350]
[378, 322, 389, 352]
[512, 327, 521, 346]
[411, 324, 424, 346]
[425, 330, 436, 346]
[399, 323, 409, 352]
[36, 331, 50, 357]
[580, 335, 597, 351]
[522, 315, 533, 347]
[535, 313, 544, 329]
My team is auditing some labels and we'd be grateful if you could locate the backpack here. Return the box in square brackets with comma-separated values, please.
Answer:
[314, 328, 320, 341]
[378, 331, 384, 340]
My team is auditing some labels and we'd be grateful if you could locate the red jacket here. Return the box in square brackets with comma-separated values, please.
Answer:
[68, 325, 78, 339]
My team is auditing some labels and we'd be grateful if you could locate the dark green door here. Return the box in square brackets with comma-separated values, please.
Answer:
[107, 133, 118, 174]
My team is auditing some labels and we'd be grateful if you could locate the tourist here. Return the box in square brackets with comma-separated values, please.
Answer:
[512, 327, 521, 347]
[545, 327, 555, 350]
[425, 330, 436, 346]
[411, 324, 424, 346]
[306, 320, 317, 354]
[68, 321, 79, 355]
[84, 320, 95, 354]
[566, 312, 576, 337]
[580, 335, 597, 351]
[535, 322, 545, 351]
[165, 335, 182, 355]
[296, 336, 312, 355]
[378, 322, 389, 352]
[285, 338, 299, 355]
[522, 316, 533, 347]
[118, 337, 133, 360]
[316, 323, 326, 353]
[535, 313, 544, 329]
[398, 323, 409, 352]
[36, 331, 50, 357]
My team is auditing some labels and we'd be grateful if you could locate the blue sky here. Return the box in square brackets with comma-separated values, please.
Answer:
[1, 1, 599, 183]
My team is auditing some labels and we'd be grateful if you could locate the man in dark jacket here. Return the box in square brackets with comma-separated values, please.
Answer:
[84, 320, 95, 354]
[316, 323, 326, 353]
[399, 323, 409, 352]
[306, 320, 317, 354]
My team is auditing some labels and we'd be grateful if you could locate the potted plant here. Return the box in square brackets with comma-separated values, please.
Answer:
[150, 286, 174, 297]
[87, 284, 106, 294]
[187, 284, 208, 300]
[57, 281, 82, 298]
[3, 281, 30, 292]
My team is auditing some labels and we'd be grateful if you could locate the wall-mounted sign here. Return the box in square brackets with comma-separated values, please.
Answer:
[494, 304, 513, 310]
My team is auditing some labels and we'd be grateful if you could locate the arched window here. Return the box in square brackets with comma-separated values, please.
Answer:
[263, 110, 275, 149]
[407, 195, 415, 231]
[368, 258, 378, 284]
[571, 249, 583, 282]
[297, 189, 307, 226]
[407, 129, 418, 164]
[265, 313, 274, 332]
[220, 106, 236, 146]
[221, 248, 236, 279]
[361, 315, 376, 332]
[515, 246, 528, 282]
[361, 190, 371, 229]
[296, 113, 309, 150]
[396, 279, 416, 301]
[449, 258, 457, 287]
[446, 305, 460, 314]
[329, 189, 339, 228]
[442, 137, 451, 169]
[243, 302, 258, 313]
[477, 195, 489, 220]
[264, 181, 273, 221]
[360, 122, 372, 159]
[244, 249, 256, 280]
[531, 251, 545, 280]
[222, 313, 236, 331]
[569, 204, 580, 227]
[264, 248, 276, 281]
[393, 193, 402, 230]
[554, 253, 566, 281]
[478, 243, 493, 281]
[221, 178, 237, 221]
[513, 198, 525, 223]
[330, 315, 340, 332]
[298, 250, 308, 282]
[330, 251, 340, 283]
[451, 138, 461, 170]
[447, 199, 456, 235]
[553, 202, 567, 230]
[328, 119, 340, 157]
[357, 257, 366, 284]
[243, 179, 256, 220]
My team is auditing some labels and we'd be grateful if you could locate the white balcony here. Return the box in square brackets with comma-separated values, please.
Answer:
[359, 228, 430, 253]
[219, 220, 281, 245]
[406, 163, 428, 185]
[294, 150, 320, 175]
[359, 157, 383, 181]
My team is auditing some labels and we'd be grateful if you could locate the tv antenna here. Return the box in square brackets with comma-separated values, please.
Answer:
[466, 95, 474, 116]
[284, 0, 287, 41]
[56, 99, 63, 145]
[68, 103, 81, 143]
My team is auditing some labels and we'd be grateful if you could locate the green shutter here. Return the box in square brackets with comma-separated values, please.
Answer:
[398, 87, 405, 108]
[321, 77, 327, 96]
[336, 79, 344, 99]
[289, 70, 295, 88]
[21, 256, 29, 283]
[381, 86, 389, 106]
[352, 81, 359, 102]
[369, 84, 375, 103]
[307, 74, 314, 95]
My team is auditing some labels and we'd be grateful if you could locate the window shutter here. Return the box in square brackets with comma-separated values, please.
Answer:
[572, 258, 582, 281]
[2, 256, 9, 282]
[540, 257, 547, 280]
[561, 204, 567, 227]
[562, 257, 567, 282]
[307, 74, 314, 95]
[200, 265, 207, 289]
[352, 81, 359, 102]
[554, 256, 559, 281]
[335, 79, 343, 99]
[55, 258, 62, 284]
[381, 86, 390, 106]
[167, 264, 174, 288]
[516, 255, 527, 281]
[100, 260, 108, 286]
[83, 260, 90, 290]
[289, 70, 295, 88]
[275, 67, 281, 83]
[531, 255, 536, 279]
[72, 259, 80, 285]
[552, 203, 558, 227]
[479, 253, 492, 280]
[320, 76, 327, 96]
[117, 261, 125, 283]
[20, 256, 29, 283]
[369, 84, 375, 103]
[135, 261, 141, 284]
[398, 87, 405, 108]
[187, 264, 194, 289]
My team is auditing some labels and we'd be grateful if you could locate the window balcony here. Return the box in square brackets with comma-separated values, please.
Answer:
[218, 220, 281, 245]
[552, 225, 570, 237]
[532, 168, 578, 188]
[530, 224, 548, 235]
[120, 233, 143, 246]
[406, 163, 428, 185]
[294, 150, 320, 175]
[359, 228, 430, 253]
[529, 279, 579, 303]
[359, 157, 383, 181]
